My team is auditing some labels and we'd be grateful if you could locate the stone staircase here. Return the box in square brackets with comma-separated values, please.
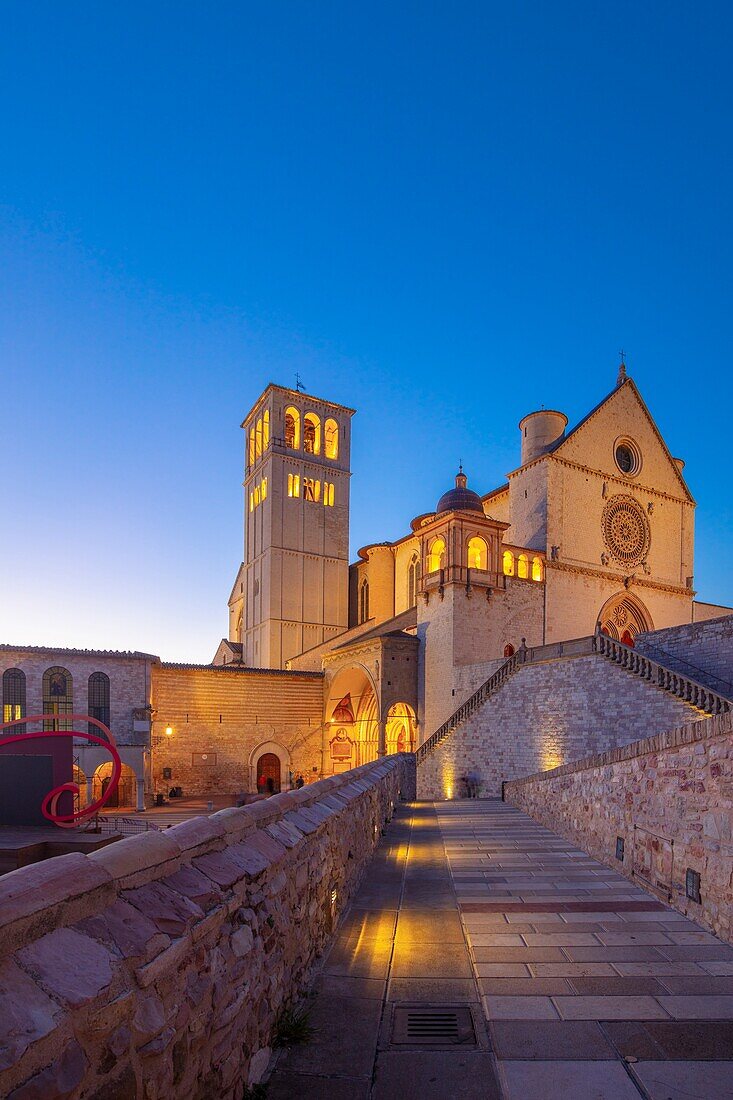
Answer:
[417, 630, 731, 766]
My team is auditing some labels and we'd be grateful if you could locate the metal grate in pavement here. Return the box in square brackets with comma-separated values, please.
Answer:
[390, 1005, 476, 1048]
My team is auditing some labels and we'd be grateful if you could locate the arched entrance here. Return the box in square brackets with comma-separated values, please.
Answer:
[325, 664, 381, 769]
[256, 752, 281, 795]
[598, 592, 653, 644]
[385, 702, 417, 754]
[93, 762, 137, 809]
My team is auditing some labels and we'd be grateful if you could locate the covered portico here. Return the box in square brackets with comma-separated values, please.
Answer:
[321, 626, 419, 773]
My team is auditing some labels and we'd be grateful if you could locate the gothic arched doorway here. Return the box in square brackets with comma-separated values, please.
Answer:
[598, 592, 652, 644]
[256, 752, 281, 795]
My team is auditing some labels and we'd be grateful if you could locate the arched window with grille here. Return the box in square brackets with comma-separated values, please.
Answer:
[359, 578, 370, 624]
[284, 407, 300, 450]
[43, 667, 73, 731]
[408, 553, 420, 607]
[2, 668, 26, 731]
[263, 409, 270, 449]
[88, 672, 110, 736]
[255, 417, 263, 458]
[304, 412, 321, 455]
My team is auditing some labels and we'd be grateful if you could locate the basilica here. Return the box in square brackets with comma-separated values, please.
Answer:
[3, 363, 731, 808]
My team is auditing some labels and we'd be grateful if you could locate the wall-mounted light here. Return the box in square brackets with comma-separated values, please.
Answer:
[165, 726, 173, 737]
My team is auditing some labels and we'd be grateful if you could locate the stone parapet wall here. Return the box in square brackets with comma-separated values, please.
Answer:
[0, 754, 416, 1100]
[504, 713, 733, 943]
[636, 613, 733, 696]
[417, 652, 704, 799]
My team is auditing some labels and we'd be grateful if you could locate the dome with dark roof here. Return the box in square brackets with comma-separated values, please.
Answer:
[436, 469, 484, 515]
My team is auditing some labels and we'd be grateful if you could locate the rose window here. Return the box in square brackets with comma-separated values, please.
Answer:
[601, 496, 650, 566]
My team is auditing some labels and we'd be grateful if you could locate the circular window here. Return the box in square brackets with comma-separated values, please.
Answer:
[614, 437, 641, 476]
[602, 495, 650, 566]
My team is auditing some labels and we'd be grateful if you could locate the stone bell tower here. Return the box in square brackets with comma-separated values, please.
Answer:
[238, 383, 355, 669]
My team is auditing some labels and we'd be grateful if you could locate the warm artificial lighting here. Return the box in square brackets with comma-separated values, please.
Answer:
[165, 726, 173, 737]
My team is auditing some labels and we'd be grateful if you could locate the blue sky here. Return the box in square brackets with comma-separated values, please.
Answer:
[2, 2, 732, 661]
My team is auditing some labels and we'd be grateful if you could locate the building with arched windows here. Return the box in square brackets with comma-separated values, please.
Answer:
[217, 371, 733, 756]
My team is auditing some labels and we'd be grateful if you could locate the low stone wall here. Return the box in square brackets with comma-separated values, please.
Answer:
[0, 754, 416, 1100]
[504, 713, 733, 943]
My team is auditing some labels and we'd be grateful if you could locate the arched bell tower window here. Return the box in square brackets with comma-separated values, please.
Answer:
[284, 407, 300, 450]
[2, 668, 26, 731]
[255, 417, 263, 458]
[359, 578, 370, 624]
[467, 536, 488, 571]
[427, 537, 446, 574]
[304, 412, 321, 455]
[263, 409, 270, 449]
[88, 672, 110, 736]
[248, 428, 256, 468]
[43, 667, 73, 731]
[408, 553, 420, 607]
[324, 418, 338, 460]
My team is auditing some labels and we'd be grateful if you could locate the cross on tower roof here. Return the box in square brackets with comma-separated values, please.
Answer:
[617, 350, 627, 387]
[295, 372, 305, 393]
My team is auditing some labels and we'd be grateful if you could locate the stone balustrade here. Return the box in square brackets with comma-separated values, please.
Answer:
[504, 712, 733, 944]
[0, 754, 416, 1100]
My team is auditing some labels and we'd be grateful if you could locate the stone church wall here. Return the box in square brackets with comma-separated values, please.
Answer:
[417, 652, 705, 798]
[0, 756, 415, 1100]
[151, 665, 324, 798]
[636, 614, 733, 696]
[504, 712, 733, 944]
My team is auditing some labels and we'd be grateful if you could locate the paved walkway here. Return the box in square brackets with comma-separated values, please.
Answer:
[266, 801, 733, 1099]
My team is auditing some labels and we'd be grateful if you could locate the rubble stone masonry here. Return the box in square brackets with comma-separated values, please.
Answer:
[505, 712, 733, 944]
[0, 755, 415, 1100]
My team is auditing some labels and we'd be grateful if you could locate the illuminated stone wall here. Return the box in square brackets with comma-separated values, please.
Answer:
[0, 755, 415, 1100]
[416, 651, 704, 799]
[504, 711, 733, 944]
[151, 664, 325, 797]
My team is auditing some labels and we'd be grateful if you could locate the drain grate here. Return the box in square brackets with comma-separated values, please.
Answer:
[391, 1005, 476, 1047]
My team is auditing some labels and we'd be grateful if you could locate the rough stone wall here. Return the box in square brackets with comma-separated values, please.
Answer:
[504, 713, 733, 944]
[417, 652, 705, 799]
[636, 614, 733, 694]
[151, 665, 325, 797]
[0, 755, 415, 1100]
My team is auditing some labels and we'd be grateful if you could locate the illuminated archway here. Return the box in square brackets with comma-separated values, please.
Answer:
[598, 591, 653, 643]
[93, 762, 137, 809]
[467, 536, 488, 571]
[284, 407, 300, 450]
[427, 537, 446, 574]
[502, 550, 514, 576]
[324, 418, 338, 459]
[325, 664, 380, 770]
[385, 702, 417, 754]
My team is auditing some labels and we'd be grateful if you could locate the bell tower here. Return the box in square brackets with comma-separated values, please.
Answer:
[239, 383, 355, 669]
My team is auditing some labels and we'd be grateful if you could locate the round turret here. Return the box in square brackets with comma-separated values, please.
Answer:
[519, 410, 568, 466]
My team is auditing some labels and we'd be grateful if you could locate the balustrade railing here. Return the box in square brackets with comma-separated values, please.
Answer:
[595, 631, 732, 715]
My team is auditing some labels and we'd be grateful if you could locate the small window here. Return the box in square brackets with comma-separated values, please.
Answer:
[285, 407, 300, 450]
[427, 537, 446, 574]
[614, 437, 641, 476]
[503, 644, 515, 658]
[408, 553, 420, 607]
[248, 428, 255, 468]
[502, 550, 514, 577]
[88, 672, 110, 736]
[288, 472, 301, 498]
[359, 578, 370, 623]
[531, 556, 543, 581]
[304, 477, 320, 502]
[467, 536, 488, 571]
[304, 413, 321, 455]
[517, 553, 529, 579]
[261, 477, 268, 501]
[324, 418, 339, 459]
[2, 668, 26, 731]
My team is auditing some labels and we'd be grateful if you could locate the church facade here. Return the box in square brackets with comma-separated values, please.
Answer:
[212, 366, 730, 781]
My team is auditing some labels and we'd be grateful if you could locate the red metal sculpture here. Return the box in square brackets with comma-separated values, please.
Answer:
[0, 713, 122, 828]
